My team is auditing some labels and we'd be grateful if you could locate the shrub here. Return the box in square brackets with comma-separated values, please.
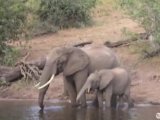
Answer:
[0, 0, 27, 64]
[38, 0, 96, 28]
[0, 0, 27, 41]
[0, 0, 97, 65]
[117, 0, 160, 50]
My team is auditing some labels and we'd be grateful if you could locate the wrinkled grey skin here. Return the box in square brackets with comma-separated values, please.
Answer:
[77, 68, 132, 108]
[38, 45, 119, 110]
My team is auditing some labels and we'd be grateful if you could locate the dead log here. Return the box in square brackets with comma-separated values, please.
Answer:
[73, 41, 92, 47]
[0, 57, 46, 83]
[104, 33, 149, 48]
[0, 66, 13, 76]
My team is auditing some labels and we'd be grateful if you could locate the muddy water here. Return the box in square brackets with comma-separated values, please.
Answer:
[0, 100, 160, 120]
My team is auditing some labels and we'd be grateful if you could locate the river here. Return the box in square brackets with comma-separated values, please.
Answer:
[0, 100, 159, 120]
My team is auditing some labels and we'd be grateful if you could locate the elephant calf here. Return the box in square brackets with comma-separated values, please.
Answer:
[76, 67, 132, 109]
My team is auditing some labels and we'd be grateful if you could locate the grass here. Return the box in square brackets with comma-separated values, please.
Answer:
[93, 0, 115, 16]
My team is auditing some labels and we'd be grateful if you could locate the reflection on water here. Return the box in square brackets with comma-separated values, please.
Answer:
[0, 100, 160, 120]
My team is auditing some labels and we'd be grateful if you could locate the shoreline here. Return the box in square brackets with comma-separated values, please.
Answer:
[0, 98, 160, 106]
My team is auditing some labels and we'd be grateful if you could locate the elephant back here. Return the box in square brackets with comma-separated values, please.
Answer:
[82, 45, 120, 73]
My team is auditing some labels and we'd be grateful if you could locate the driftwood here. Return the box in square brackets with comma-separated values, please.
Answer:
[0, 57, 46, 83]
[104, 33, 149, 48]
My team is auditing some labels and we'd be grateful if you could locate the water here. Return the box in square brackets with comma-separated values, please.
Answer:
[0, 100, 160, 120]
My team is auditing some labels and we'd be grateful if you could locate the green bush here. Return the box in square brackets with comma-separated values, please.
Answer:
[38, 0, 96, 28]
[0, 0, 97, 65]
[0, 0, 27, 64]
[0, 0, 27, 41]
[117, 0, 160, 49]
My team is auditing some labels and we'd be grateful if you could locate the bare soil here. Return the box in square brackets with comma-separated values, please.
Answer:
[1, 2, 160, 105]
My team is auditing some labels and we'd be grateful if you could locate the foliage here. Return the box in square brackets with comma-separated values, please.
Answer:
[0, 0, 27, 41]
[0, 0, 27, 65]
[38, 0, 96, 28]
[0, 0, 96, 65]
[117, 0, 160, 50]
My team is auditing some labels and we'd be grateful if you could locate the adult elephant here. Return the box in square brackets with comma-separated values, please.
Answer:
[36, 45, 120, 110]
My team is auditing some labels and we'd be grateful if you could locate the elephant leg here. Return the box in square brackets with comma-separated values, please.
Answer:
[124, 88, 134, 108]
[74, 68, 88, 107]
[111, 94, 117, 108]
[92, 91, 99, 107]
[117, 94, 124, 109]
[65, 76, 77, 107]
[63, 75, 69, 96]
[97, 91, 103, 108]
[104, 86, 113, 108]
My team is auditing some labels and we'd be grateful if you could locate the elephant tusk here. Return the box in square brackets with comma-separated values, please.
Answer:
[76, 94, 81, 101]
[34, 82, 40, 87]
[87, 87, 90, 93]
[38, 74, 55, 89]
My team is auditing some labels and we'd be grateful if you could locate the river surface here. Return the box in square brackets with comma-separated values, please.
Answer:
[0, 100, 160, 120]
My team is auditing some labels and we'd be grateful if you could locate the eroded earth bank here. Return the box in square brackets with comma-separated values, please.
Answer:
[1, 2, 160, 106]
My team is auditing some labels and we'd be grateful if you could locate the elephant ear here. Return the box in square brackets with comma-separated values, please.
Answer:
[63, 48, 89, 76]
[99, 71, 114, 90]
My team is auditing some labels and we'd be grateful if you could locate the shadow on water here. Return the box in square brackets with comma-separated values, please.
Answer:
[0, 100, 160, 120]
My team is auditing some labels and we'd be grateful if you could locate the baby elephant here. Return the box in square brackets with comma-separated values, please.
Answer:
[76, 68, 132, 108]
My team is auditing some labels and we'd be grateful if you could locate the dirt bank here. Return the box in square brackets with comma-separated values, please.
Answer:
[1, 0, 160, 105]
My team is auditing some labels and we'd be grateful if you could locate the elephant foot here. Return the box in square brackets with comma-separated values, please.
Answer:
[92, 98, 99, 107]
[39, 104, 44, 111]
[80, 103, 87, 108]
[71, 103, 87, 108]
[39, 108, 44, 115]
[117, 103, 125, 109]
[71, 103, 80, 107]
[128, 101, 134, 108]
[129, 98, 135, 108]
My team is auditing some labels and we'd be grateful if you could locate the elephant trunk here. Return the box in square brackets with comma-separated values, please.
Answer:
[38, 85, 49, 110]
[38, 60, 57, 110]
[76, 81, 91, 101]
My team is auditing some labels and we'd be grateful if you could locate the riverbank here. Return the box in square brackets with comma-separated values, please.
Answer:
[1, 0, 160, 105]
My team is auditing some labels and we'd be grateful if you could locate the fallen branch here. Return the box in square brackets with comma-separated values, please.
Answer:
[17, 61, 41, 82]
[73, 41, 92, 47]
[0, 57, 46, 83]
[104, 33, 149, 48]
